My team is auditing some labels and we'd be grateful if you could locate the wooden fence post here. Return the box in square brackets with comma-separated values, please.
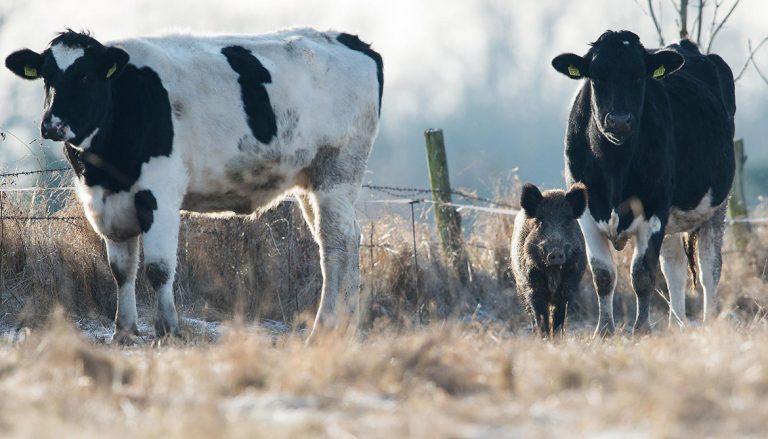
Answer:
[728, 139, 750, 252]
[424, 128, 469, 285]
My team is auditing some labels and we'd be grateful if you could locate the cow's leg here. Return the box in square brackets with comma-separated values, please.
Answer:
[141, 202, 182, 338]
[659, 234, 688, 326]
[631, 222, 664, 334]
[106, 236, 140, 339]
[295, 191, 317, 238]
[307, 188, 361, 340]
[579, 210, 617, 336]
[696, 204, 726, 322]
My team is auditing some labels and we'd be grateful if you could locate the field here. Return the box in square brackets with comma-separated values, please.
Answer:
[0, 186, 767, 438]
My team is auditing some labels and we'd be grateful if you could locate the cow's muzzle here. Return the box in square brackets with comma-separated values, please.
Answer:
[603, 112, 633, 144]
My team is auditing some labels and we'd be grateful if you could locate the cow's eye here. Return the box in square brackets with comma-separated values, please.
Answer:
[80, 74, 92, 84]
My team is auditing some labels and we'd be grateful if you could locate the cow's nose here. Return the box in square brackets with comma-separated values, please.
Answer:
[605, 112, 632, 135]
[41, 119, 65, 141]
[547, 249, 566, 266]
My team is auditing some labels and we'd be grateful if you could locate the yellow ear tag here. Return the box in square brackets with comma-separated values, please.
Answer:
[106, 63, 117, 78]
[653, 65, 666, 79]
[23, 66, 38, 78]
[567, 65, 581, 77]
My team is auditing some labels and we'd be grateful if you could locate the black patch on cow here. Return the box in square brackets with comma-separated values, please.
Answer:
[221, 45, 277, 144]
[336, 33, 384, 115]
[65, 64, 174, 192]
[134, 190, 157, 233]
[145, 261, 169, 289]
[591, 265, 614, 297]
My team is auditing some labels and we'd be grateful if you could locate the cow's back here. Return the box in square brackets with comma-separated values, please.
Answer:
[661, 41, 735, 210]
[109, 29, 381, 197]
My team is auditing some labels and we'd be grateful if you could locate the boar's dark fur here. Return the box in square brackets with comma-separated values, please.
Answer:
[511, 183, 588, 336]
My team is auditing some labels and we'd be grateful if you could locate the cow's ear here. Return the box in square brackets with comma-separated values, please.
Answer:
[646, 50, 684, 79]
[565, 182, 588, 219]
[5, 49, 43, 80]
[100, 46, 129, 80]
[551, 53, 588, 79]
[520, 183, 544, 218]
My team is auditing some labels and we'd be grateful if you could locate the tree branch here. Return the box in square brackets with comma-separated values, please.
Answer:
[696, 0, 705, 45]
[679, 0, 689, 39]
[734, 36, 768, 82]
[648, 0, 666, 45]
[706, 0, 741, 53]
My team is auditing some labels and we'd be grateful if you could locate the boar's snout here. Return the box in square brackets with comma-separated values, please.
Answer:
[546, 248, 567, 266]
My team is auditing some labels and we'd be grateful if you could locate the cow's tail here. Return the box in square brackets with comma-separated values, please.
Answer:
[683, 231, 698, 288]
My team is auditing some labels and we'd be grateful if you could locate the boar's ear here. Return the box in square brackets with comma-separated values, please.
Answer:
[520, 183, 543, 218]
[566, 182, 588, 218]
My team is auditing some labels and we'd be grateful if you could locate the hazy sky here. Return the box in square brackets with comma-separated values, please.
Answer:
[0, 0, 765, 196]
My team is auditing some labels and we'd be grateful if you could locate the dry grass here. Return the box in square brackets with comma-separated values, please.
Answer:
[2, 313, 768, 437]
[0, 179, 766, 437]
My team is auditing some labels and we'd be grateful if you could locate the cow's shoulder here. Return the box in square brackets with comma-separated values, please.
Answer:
[82, 63, 173, 192]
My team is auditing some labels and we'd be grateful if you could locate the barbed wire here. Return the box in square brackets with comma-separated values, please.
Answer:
[362, 183, 516, 209]
[0, 167, 70, 178]
[0, 166, 764, 225]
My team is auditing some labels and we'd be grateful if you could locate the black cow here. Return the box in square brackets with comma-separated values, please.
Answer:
[551, 30, 735, 335]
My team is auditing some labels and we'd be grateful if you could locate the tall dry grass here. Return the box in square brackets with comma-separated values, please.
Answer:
[0, 178, 766, 436]
[0, 178, 766, 334]
[2, 311, 768, 437]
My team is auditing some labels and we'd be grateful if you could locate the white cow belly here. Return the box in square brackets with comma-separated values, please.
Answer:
[667, 190, 720, 234]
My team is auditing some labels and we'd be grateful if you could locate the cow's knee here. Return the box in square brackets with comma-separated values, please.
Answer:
[590, 259, 616, 336]
[591, 262, 616, 297]
[145, 260, 171, 289]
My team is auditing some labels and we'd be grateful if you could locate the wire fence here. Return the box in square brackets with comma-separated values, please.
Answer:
[0, 163, 766, 316]
[0, 166, 766, 225]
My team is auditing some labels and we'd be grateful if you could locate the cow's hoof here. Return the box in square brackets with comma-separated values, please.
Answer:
[114, 331, 140, 346]
[154, 319, 181, 339]
[632, 322, 652, 336]
[114, 321, 139, 345]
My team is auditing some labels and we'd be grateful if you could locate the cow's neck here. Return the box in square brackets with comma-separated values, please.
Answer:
[65, 103, 135, 191]
[588, 122, 643, 208]
[65, 65, 174, 193]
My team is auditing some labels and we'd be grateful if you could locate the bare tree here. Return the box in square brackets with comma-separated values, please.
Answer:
[636, 0, 748, 54]
[636, 0, 765, 84]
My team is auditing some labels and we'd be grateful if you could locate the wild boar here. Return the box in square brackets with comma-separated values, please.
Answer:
[511, 183, 588, 336]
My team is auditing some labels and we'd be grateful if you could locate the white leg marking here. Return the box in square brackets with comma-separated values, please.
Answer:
[308, 187, 361, 340]
[579, 208, 617, 335]
[695, 204, 726, 322]
[659, 234, 688, 326]
[106, 236, 140, 337]
[142, 205, 182, 337]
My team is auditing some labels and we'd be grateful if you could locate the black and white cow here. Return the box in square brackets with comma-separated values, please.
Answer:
[551, 30, 735, 335]
[5, 28, 383, 341]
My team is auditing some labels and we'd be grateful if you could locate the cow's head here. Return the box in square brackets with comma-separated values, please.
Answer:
[5, 30, 129, 145]
[551, 30, 684, 146]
